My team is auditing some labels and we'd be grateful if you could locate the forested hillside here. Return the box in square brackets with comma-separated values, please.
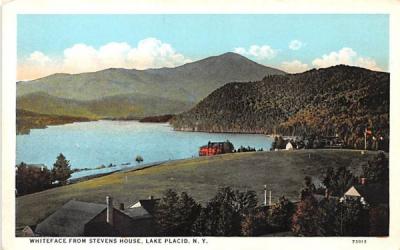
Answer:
[16, 109, 91, 134]
[17, 92, 192, 120]
[171, 65, 389, 149]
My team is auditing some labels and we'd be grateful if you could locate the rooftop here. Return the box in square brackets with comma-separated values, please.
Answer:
[35, 200, 106, 236]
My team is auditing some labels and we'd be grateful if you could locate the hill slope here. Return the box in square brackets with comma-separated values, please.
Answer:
[171, 65, 389, 148]
[16, 149, 378, 231]
[16, 52, 285, 118]
[16, 109, 92, 134]
[17, 92, 193, 119]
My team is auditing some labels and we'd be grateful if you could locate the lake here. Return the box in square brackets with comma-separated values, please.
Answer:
[16, 120, 273, 179]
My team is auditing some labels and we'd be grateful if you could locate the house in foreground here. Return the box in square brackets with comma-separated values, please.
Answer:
[129, 196, 160, 214]
[29, 196, 158, 237]
[342, 179, 389, 206]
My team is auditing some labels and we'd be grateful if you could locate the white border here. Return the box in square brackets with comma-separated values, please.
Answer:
[2, 1, 400, 250]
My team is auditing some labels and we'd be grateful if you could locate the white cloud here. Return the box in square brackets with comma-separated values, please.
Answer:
[234, 44, 277, 60]
[311, 47, 382, 71]
[63, 44, 100, 72]
[289, 40, 303, 50]
[27, 51, 51, 65]
[355, 57, 382, 71]
[18, 38, 191, 80]
[280, 60, 309, 73]
[127, 38, 191, 69]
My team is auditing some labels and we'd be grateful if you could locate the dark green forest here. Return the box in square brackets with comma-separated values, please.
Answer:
[171, 65, 389, 149]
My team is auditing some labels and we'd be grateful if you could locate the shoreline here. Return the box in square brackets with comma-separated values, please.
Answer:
[18, 117, 280, 137]
[68, 160, 170, 184]
[171, 127, 278, 137]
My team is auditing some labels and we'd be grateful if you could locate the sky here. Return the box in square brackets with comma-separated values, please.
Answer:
[17, 14, 389, 80]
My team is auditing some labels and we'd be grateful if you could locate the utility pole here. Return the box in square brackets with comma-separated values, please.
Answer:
[264, 184, 267, 206]
[269, 190, 272, 206]
[364, 128, 367, 151]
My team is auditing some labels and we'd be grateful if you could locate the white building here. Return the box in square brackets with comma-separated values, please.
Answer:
[285, 141, 294, 150]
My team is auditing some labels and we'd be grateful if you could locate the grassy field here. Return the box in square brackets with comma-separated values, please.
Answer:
[16, 149, 380, 230]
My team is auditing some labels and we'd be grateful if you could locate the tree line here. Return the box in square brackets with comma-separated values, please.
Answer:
[152, 153, 389, 236]
[16, 153, 72, 196]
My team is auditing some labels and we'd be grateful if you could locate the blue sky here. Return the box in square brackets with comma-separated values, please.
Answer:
[17, 14, 389, 80]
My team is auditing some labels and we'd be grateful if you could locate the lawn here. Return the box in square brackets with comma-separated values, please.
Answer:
[16, 149, 379, 231]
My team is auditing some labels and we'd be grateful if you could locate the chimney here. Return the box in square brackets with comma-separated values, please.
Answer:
[106, 196, 114, 225]
[119, 203, 125, 211]
[360, 177, 367, 185]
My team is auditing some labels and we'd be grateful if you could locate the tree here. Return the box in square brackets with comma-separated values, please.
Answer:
[177, 192, 202, 235]
[241, 209, 268, 236]
[135, 155, 144, 164]
[16, 162, 52, 195]
[322, 167, 335, 190]
[293, 176, 336, 236]
[51, 153, 72, 185]
[271, 136, 286, 150]
[368, 205, 389, 236]
[322, 166, 357, 196]
[193, 187, 258, 236]
[334, 198, 369, 236]
[154, 189, 180, 235]
[362, 152, 388, 183]
[291, 194, 320, 236]
[268, 196, 295, 230]
[299, 176, 316, 200]
[316, 198, 337, 236]
[154, 189, 201, 236]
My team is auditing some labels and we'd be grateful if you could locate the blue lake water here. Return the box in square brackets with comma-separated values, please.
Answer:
[16, 120, 273, 179]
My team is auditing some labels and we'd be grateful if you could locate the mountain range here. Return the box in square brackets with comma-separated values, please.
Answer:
[17, 52, 285, 119]
[171, 65, 389, 148]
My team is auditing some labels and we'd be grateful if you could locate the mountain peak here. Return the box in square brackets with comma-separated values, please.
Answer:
[219, 52, 244, 58]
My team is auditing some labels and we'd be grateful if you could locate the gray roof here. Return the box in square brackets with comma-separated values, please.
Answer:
[137, 199, 159, 215]
[35, 200, 106, 236]
[313, 194, 339, 203]
[122, 206, 152, 219]
[28, 164, 47, 168]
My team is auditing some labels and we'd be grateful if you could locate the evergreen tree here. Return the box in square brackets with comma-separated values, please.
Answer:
[177, 192, 202, 235]
[154, 189, 201, 236]
[154, 189, 180, 236]
[362, 152, 388, 183]
[193, 187, 257, 236]
[322, 166, 357, 196]
[51, 153, 72, 185]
